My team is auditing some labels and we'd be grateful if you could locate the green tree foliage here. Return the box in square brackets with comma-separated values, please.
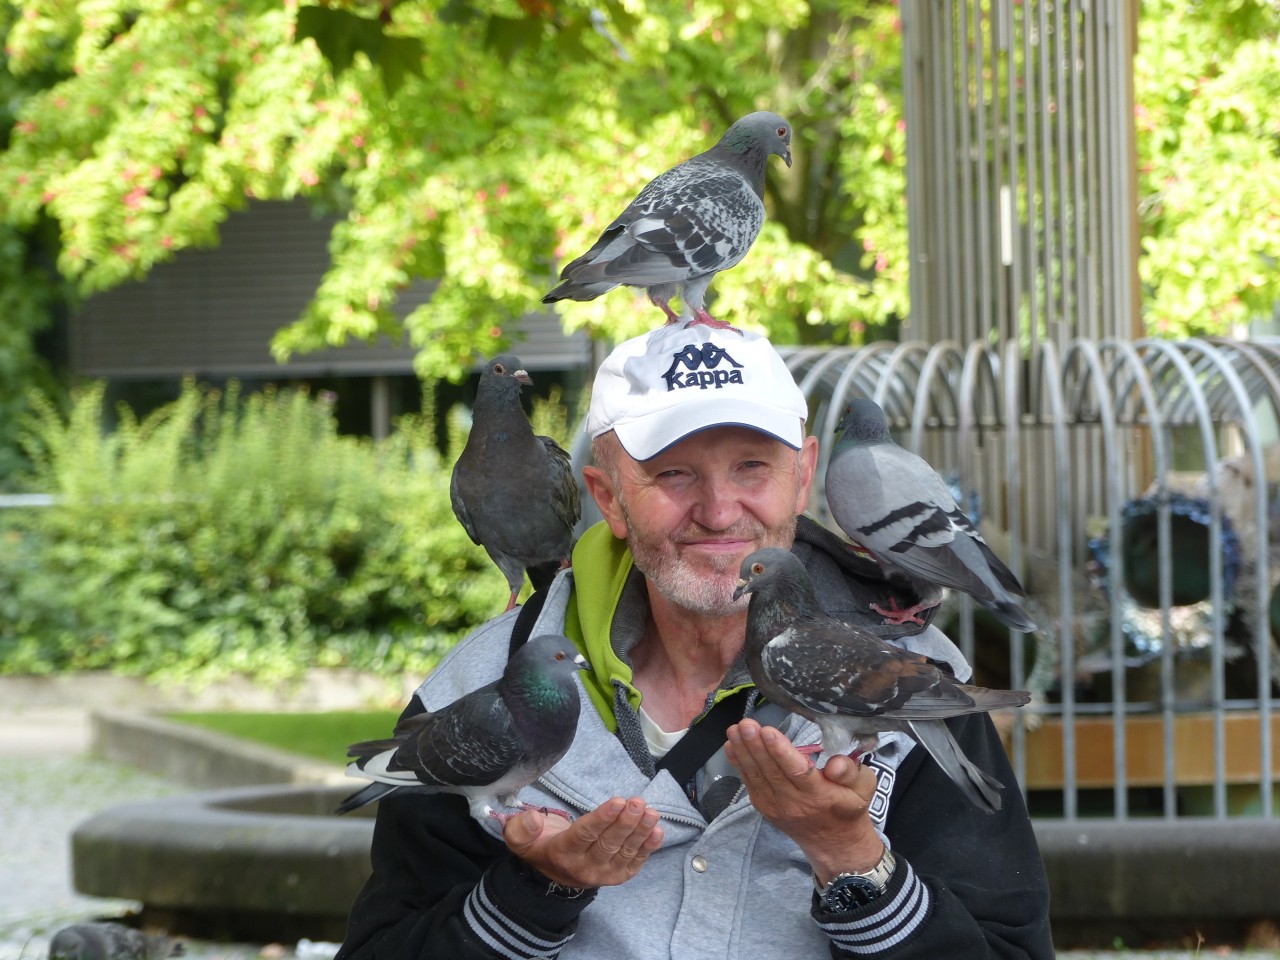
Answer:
[0, 380, 511, 682]
[1134, 0, 1280, 336]
[0, 0, 907, 386]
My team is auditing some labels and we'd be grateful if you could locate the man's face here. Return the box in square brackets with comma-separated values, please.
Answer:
[586, 427, 818, 616]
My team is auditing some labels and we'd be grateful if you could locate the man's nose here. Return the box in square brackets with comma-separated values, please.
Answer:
[691, 473, 744, 530]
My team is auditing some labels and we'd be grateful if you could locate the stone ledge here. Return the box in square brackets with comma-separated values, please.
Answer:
[71, 784, 373, 943]
[90, 710, 350, 789]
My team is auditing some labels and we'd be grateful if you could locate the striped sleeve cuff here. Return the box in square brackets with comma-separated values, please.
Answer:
[460, 858, 597, 960]
[812, 858, 932, 956]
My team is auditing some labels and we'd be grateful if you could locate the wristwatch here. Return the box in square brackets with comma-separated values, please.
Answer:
[814, 849, 897, 912]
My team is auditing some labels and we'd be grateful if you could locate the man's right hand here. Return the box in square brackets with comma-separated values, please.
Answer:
[503, 796, 664, 888]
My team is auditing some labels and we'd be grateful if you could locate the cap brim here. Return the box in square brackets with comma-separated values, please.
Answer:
[612, 396, 804, 461]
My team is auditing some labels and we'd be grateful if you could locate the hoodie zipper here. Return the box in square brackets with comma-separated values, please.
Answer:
[535, 776, 709, 830]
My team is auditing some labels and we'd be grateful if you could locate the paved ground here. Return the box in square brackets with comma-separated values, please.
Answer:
[2, 701, 1278, 960]
[0, 707, 339, 960]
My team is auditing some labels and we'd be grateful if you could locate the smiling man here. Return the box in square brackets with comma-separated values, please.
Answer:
[336, 322, 1053, 960]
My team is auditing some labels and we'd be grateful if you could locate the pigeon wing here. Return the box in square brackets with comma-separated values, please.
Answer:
[404, 690, 525, 787]
[565, 165, 764, 287]
[759, 618, 981, 720]
[539, 434, 581, 536]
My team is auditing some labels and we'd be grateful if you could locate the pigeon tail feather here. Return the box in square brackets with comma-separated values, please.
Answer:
[907, 719, 1004, 813]
[335, 781, 396, 815]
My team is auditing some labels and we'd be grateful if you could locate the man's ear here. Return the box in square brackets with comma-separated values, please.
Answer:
[795, 435, 820, 511]
[583, 465, 629, 539]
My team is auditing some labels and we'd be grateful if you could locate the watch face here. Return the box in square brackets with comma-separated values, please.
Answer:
[821, 874, 882, 912]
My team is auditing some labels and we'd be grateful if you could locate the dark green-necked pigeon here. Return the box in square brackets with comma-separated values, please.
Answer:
[340, 633, 588, 821]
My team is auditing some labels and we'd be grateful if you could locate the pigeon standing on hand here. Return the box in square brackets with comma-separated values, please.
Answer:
[48, 922, 182, 960]
[733, 548, 1031, 813]
[340, 633, 589, 821]
[825, 398, 1038, 632]
[451, 354, 581, 612]
[542, 111, 792, 329]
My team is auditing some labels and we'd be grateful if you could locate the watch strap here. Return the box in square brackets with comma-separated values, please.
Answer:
[815, 848, 897, 897]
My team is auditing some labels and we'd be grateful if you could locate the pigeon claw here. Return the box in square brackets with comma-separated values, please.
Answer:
[518, 800, 574, 821]
[870, 596, 937, 626]
[688, 308, 742, 335]
[795, 742, 823, 768]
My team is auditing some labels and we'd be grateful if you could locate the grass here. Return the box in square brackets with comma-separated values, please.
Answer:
[167, 710, 403, 762]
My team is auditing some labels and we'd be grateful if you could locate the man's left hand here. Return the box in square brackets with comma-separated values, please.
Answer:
[725, 718, 885, 884]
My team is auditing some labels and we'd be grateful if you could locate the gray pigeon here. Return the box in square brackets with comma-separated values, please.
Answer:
[48, 922, 182, 960]
[341, 633, 589, 820]
[542, 111, 792, 328]
[825, 398, 1038, 632]
[450, 354, 581, 612]
[733, 548, 1031, 813]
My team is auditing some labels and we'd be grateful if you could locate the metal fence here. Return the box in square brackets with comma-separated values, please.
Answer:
[789, 338, 1279, 821]
[900, 0, 1139, 347]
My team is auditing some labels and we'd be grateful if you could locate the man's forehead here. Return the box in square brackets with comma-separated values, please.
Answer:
[635, 426, 797, 465]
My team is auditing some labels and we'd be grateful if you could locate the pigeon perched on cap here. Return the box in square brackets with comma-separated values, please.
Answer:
[48, 922, 182, 960]
[824, 398, 1038, 633]
[338, 633, 589, 820]
[733, 547, 1031, 813]
[450, 354, 581, 612]
[542, 111, 792, 329]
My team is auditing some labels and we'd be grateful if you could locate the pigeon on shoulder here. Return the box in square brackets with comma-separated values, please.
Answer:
[339, 633, 589, 821]
[542, 112, 792, 329]
[451, 354, 580, 612]
[733, 548, 1030, 813]
[825, 398, 1037, 632]
[48, 922, 182, 960]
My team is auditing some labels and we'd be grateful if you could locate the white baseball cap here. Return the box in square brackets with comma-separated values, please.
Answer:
[584, 321, 808, 461]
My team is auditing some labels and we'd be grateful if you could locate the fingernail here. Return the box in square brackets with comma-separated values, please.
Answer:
[741, 724, 758, 740]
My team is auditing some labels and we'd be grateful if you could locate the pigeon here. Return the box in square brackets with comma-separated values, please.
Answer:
[542, 111, 793, 328]
[732, 548, 1031, 813]
[48, 922, 182, 960]
[824, 398, 1038, 632]
[450, 354, 581, 612]
[340, 633, 589, 820]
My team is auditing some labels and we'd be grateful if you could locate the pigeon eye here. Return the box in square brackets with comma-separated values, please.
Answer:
[493, 363, 505, 375]
[752, 562, 765, 575]
[554, 651, 566, 660]
[776, 126, 786, 138]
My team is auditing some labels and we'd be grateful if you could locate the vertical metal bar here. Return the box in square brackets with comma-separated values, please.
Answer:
[942, 0, 963, 343]
[1068, 0, 1090, 341]
[1002, 0, 1023, 345]
[902, 0, 929, 341]
[1083, 1, 1103, 340]
[957, 0, 977, 345]
[992, 0, 1010, 342]
[1036, 0, 1055, 346]
[974, 0, 994, 344]
[1052, 0, 1071, 345]
[1020, 0, 1040, 347]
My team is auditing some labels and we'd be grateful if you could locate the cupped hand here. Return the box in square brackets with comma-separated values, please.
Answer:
[725, 718, 885, 883]
[503, 796, 665, 889]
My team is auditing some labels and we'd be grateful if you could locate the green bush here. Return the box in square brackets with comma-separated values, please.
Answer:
[0, 379, 530, 684]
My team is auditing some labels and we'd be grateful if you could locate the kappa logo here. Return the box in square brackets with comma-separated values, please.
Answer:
[661, 342, 746, 391]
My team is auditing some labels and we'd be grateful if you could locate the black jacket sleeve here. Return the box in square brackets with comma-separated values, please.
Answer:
[816, 712, 1053, 960]
[334, 790, 597, 960]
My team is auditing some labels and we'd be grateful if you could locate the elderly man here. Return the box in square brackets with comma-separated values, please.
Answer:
[335, 322, 1053, 960]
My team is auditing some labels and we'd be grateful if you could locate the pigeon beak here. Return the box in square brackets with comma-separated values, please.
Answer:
[514, 369, 533, 386]
[732, 578, 750, 601]
[572, 652, 591, 671]
[783, 147, 792, 168]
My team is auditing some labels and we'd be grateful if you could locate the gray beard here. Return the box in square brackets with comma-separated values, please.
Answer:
[623, 513, 797, 617]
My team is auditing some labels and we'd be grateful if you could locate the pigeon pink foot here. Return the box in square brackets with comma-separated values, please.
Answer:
[870, 596, 939, 626]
